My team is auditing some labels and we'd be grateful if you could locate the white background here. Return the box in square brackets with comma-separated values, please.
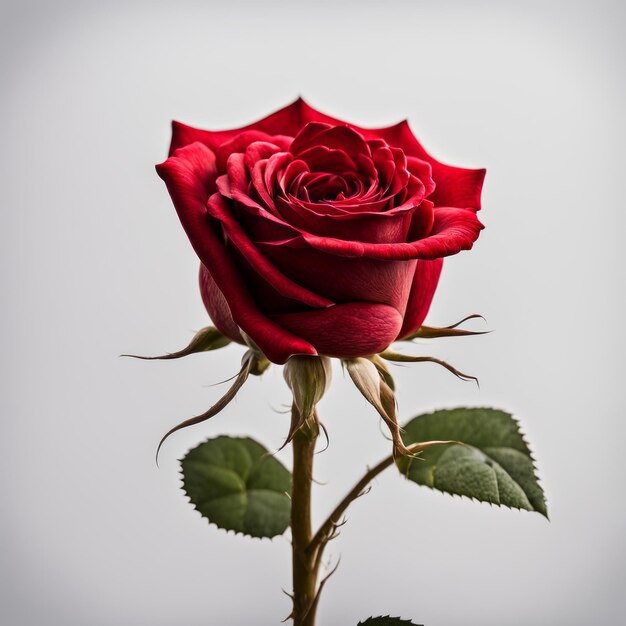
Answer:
[2, 1, 624, 624]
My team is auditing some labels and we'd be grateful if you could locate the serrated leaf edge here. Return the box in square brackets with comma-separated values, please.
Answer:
[401, 406, 548, 518]
[178, 436, 292, 541]
[179, 483, 290, 540]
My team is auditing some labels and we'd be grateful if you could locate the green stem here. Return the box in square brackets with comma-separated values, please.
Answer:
[308, 440, 443, 565]
[306, 440, 446, 582]
[308, 452, 396, 581]
[291, 419, 319, 626]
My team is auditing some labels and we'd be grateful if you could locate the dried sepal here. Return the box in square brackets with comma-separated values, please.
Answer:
[368, 353, 396, 391]
[379, 349, 478, 386]
[344, 357, 412, 457]
[279, 404, 319, 451]
[283, 355, 332, 421]
[395, 439, 463, 476]
[250, 353, 271, 376]
[122, 326, 231, 360]
[155, 348, 261, 462]
[402, 314, 488, 340]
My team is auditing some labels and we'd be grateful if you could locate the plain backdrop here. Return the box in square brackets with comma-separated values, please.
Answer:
[1, 1, 625, 624]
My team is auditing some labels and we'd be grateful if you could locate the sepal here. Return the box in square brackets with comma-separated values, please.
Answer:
[402, 314, 487, 340]
[379, 349, 478, 386]
[156, 348, 266, 461]
[122, 326, 230, 360]
[284, 355, 332, 421]
[343, 357, 411, 457]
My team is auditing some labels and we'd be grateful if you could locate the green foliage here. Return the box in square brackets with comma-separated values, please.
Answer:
[181, 436, 292, 538]
[399, 408, 547, 517]
[358, 617, 421, 625]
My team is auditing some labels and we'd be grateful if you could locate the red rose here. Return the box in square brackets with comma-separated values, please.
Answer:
[157, 98, 485, 364]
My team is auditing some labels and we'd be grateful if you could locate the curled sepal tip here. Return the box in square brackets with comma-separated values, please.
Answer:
[379, 349, 479, 387]
[395, 439, 463, 475]
[403, 314, 488, 340]
[122, 326, 230, 360]
[343, 357, 412, 457]
[155, 349, 261, 463]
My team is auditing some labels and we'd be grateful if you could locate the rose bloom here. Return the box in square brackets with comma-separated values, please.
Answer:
[157, 99, 485, 364]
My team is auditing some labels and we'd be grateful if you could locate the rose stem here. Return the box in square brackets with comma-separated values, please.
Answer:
[291, 426, 426, 623]
[306, 452, 397, 591]
[291, 414, 319, 626]
[306, 441, 435, 606]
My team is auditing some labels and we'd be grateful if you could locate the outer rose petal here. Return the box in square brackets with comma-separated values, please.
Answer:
[272, 303, 403, 358]
[256, 241, 417, 315]
[271, 196, 414, 244]
[428, 165, 485, 211]
[199, 264, 244, 342]
[215, 131, 292, 170]
[206, 193, 334, 309]
[361, 120, 485, 210]
[170, 98, 485, 211]
[169, 98, 358, 158]
[169, 98, 332, 155]
[156, 142, 317, 363]
[262, 206, 483, 260]
[396, 259, 443, 339]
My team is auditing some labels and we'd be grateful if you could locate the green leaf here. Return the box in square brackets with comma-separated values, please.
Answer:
[358, 617, 421, 625]
[181, 436, 292, 538]
[399, 408, 547, 517]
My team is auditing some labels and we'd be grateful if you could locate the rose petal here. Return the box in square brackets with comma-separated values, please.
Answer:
[272, 302, 403, 358]
[272, 196, 412, 243]
[198, 264, 244, 342]
[428, 165, 486, 211]
[388, 147, 410, 195]
[292, 124, 372, 160]
[370, 143, 397, 192]
[406, 199, 435, 241]
[257, 241, 417, 314]
[284, 193, 390, 216]
[279, 159, 310, 193]
[288, 122, 333, 155]
[406, 156, 436, 196]
[264, 205, 483, 260]
[169, 98, 330, 155]
[156, 142, 317, 363]
[206, 193, 334, 309]
[214, 131, 291, 170]
[263, 152, 295, 198]
[170, 100, 485, 212]
[226, 151, 288, 216]
[296, 145, 359, 175]
[396, 258, 443, 338]
[367, 120, 485, 210]
[243, 140, 285, 172]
